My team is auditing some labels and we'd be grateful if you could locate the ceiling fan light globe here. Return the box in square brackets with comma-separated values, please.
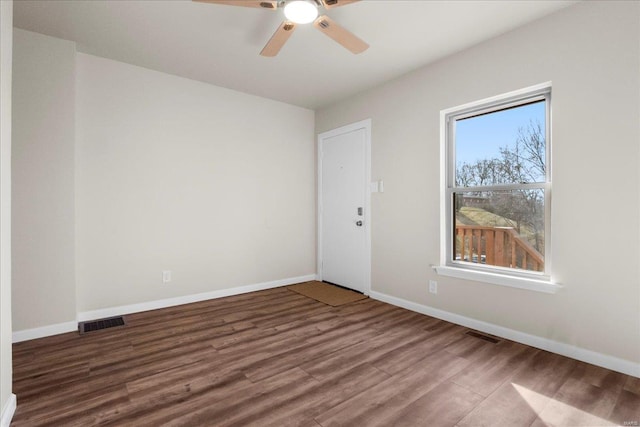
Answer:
[284, 0, 318, 24]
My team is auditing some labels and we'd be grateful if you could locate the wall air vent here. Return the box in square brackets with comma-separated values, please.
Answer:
[78, 316, 126, 334]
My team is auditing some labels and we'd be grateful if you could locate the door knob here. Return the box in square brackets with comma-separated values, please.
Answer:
[356, 220, 363, 227]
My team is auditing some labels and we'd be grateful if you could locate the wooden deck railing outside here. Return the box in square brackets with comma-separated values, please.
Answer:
[455, 225, 544, 272]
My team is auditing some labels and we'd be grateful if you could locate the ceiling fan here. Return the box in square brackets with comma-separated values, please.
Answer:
[194, 0, 369, 57]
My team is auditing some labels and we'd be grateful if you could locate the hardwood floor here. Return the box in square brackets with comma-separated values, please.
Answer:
[11, 285, 640, 426]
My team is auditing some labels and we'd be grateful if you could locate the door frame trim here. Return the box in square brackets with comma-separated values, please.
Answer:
[317, 118, 372, 295]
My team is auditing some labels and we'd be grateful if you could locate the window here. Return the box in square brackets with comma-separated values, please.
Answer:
[438, 84, 554, 291]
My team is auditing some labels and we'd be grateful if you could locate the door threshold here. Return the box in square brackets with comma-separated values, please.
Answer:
[322, 281, 365, 295]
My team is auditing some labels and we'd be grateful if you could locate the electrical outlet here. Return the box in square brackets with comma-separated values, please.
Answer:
[429, 280, 437, 294]
[162, 270, 172, 283]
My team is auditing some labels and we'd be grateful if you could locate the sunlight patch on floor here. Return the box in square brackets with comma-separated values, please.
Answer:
[512, 383, 616, 427]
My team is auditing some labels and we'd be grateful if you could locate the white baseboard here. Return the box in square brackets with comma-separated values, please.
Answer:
[1, 394, 16, 427]
[76, 274, 318, 322]
[12, 321, 77, 343]
[12, 274, 317, 343]
[369, 290, 640, 378]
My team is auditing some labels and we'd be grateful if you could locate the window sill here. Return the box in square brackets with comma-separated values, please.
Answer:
[433, 265, 561, 294]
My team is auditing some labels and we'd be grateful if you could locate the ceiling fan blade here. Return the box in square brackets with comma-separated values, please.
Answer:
[260, 21, 297, 57]
[320, 0, 359, 9]
[193, 0, 279, 10]
[313, 15, 368, 54]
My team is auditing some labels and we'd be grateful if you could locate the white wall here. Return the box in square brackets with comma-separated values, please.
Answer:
[75, 53, 315, 312]
[0, 0, 14, 422]
[9, 28, 315, 326]
[10, 30, 315, 335]
[12, 29, 76, 332]
[316, 0, 640, 367]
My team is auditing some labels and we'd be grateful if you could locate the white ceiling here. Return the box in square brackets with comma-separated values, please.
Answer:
[13, 0, 577, 109]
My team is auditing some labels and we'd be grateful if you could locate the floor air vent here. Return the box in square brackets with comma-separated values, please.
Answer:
[78, 316, 126, 334]
[465, 330, 500, 344]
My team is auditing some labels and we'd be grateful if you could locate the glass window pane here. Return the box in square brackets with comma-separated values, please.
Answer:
[454, 189, 545, 272]
[455, 101, 546, 186]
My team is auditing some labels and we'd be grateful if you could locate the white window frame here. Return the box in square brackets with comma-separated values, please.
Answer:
[435, 83, 560, 294]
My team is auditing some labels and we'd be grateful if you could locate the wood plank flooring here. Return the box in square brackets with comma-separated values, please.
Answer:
[11, 285, 640, 426]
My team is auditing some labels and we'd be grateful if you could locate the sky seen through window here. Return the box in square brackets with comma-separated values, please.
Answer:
[455, 101, 545, 168]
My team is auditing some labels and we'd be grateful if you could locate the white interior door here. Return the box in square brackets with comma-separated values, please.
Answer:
[319, 120, 371, 294]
